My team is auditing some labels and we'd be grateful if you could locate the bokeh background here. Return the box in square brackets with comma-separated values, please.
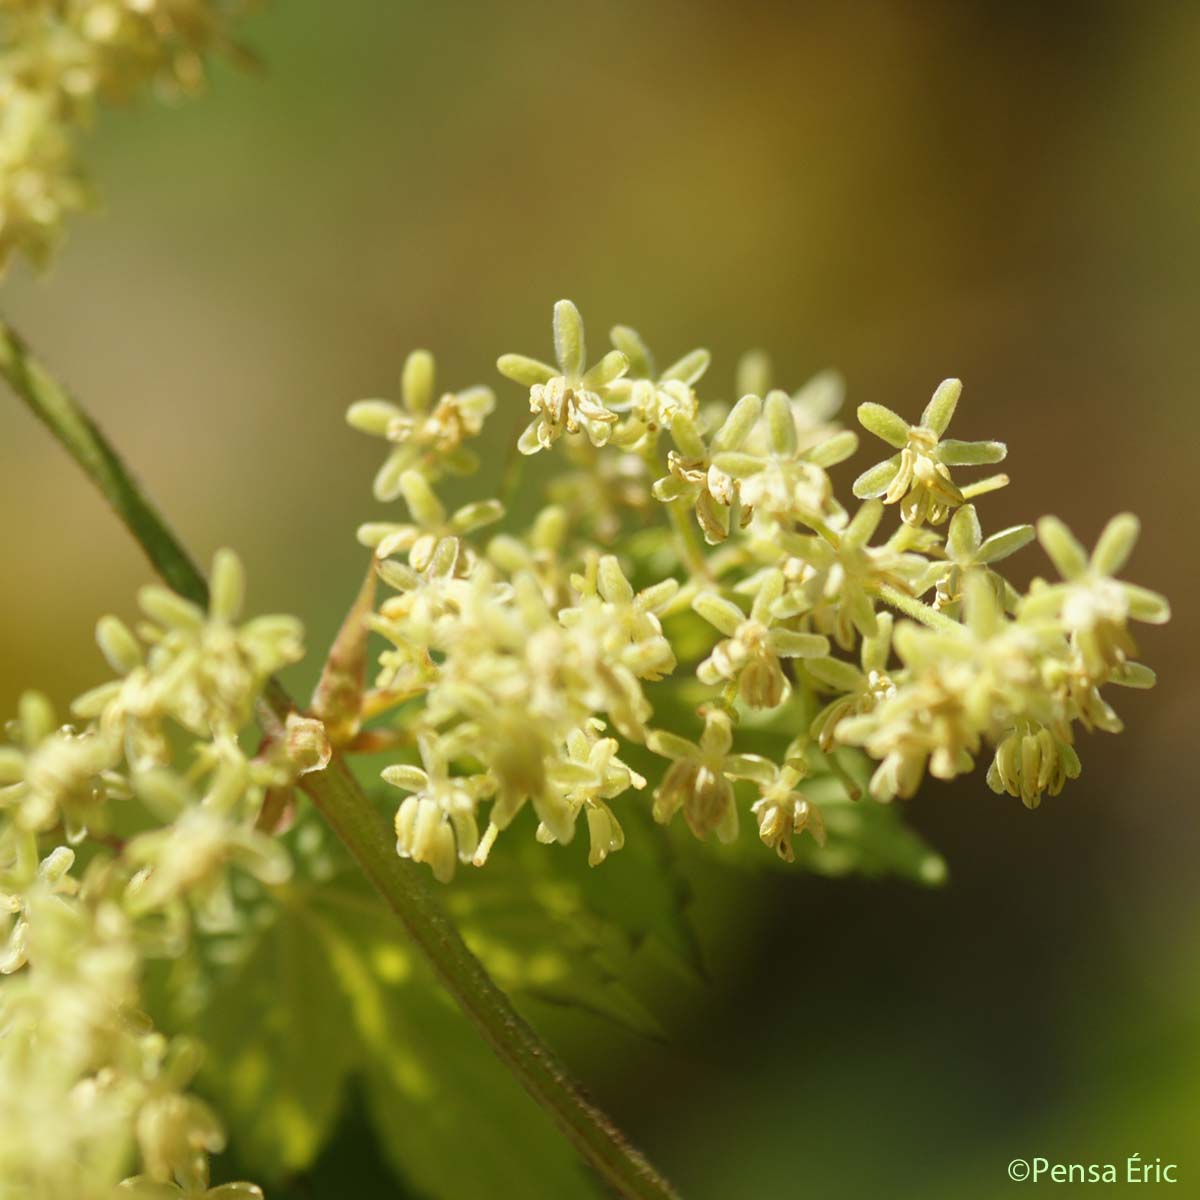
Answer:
[2, 1, 1197, 1196]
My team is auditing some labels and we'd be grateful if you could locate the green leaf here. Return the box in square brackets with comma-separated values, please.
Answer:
[566, 801, 705, 975]
[187, 888, 360, 1174]
[166, 827, 605, 1200]
[791, 776, 948, 885]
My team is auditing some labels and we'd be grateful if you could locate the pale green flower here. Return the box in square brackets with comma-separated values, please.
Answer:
[807, 612, 897, 752]
[124, 749, 291, 920]
[0, 843, 77, 975]
[737, 355, 847, 454]
[546, 437, 655, 544]
[535, 725, 645, 867]
[748, 762, 826, 862]
[4, 0, 232, 107]
[0, 0, 244, 272]
[710, 389, 856, 521]
[498, 300, 629, 453]
[1021, 512, 1170, 680]
[559, 553, 679, 682]
[0, 88, 86, 269]
[852, 379, 1007, 526]
[651, 392, 761, 543]
[0, 558, 283, 1200]
[986, 725, 1081, 810]
[73, 549, 303, 745]
[836, 574, 1031, 799]
[486, 505, 572, 605]
[346, 349, 495, 499]
[692, 569, 829, 708]
[605, 324, 709, 450]
[0, 879, 144, 1197]
[770, 500, 930, 650]
[338, 304, 1171, 866]
[930, 502, 1034, 617]
[357, 469, 504, 576]
[0, 691, 122, 838]
[383, 734, 493, 883]
[646, 707, 771, 842]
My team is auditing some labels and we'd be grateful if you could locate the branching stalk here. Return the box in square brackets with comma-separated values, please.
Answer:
[0, 317, 679, 1200]
[869, 581, 962, 633]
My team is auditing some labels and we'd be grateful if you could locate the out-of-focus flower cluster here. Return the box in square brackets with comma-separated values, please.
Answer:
[0, 0, 246, 270]
[344, 300, 1170, 881]
[0, 548, 307, 1198]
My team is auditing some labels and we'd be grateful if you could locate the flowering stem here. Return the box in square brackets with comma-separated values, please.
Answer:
[0, 318, 679, 1200]
[869, 582, 962, 633]
[0, 322, 208, 602]
[666, 496, 711, 579]
[642, 442, 710, 580]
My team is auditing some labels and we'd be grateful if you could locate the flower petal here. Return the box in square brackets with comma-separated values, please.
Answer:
[975, 523, 1035, 565]
[852, 455, 902, 499]
[497, 354, 556, 387]
[857, 403, 910, 448]
[401, 349, 435, 413]
[937, 439, 1007, 466]
[1037, 516, 1089, 581]
[1091, 512, 1140, 576]
[920, 378, 962, 436]
[553, 298, 586, 377]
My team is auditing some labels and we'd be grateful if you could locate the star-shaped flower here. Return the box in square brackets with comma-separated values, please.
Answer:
[646, 707, 773, 842]
[383, 734, 494, 882]
[605, 323, 709, 450]
[806, 612, 897, 751]
[852, 379, 1007, 526]
[748, 763, 826, 862]
[535, 725, 646, 866]
[651, 393, 761, 543]
[771, 500, 931, 649]
[710, 389, 856, 522]
[358, 469, 504, 577]
[931, 502, 1034, 617]
[498, 300, 628, 453]
[693, 569, 829, 709]
[346, 349, 495, 499]
[559, 553, 679, 681]
[1020, 512, 1170, 680]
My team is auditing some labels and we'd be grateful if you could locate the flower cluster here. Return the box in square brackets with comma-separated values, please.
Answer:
[342, 300, 1169, 880]
[1, 1, 245, 270]
[0, 549, 309, 1197]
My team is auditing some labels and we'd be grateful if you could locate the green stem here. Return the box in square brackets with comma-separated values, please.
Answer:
[870, 581, 961, 633]
[0, 323, 208, 603]
[666, 497, 711, 580]
[0, 318, 679, 1200]
[641, 442, 710, 581]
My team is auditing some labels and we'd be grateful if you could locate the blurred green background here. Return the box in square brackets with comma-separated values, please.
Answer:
[2, 1, 1197, 1196]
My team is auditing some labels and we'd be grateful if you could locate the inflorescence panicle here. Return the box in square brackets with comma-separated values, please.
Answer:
[335, 299, 1169, 884]
[1, 548, 310, 1197]
[2, 299, 1170, 1196]
[1, 1, 249, 271]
